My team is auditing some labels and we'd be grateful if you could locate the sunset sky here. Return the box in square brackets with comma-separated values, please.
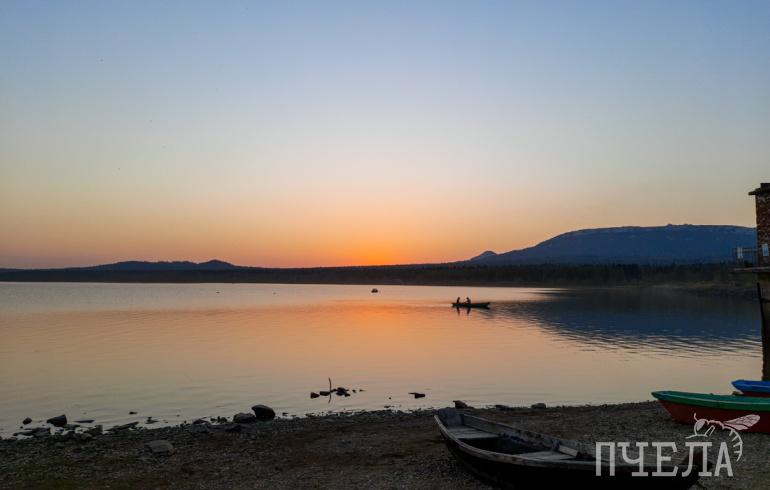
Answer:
[1, 1, 769, 268]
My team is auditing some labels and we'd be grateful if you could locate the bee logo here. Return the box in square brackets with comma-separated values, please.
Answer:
[687, 414, 759, 461]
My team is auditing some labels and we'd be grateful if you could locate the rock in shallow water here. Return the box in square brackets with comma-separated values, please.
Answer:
[22, 417, 32, 425]
[110, 421, 139, 432]
[531, 402, 547, 409]
[46, 415, 67, 427]
[453, 400, 470, 409]
[251, 405, 276, 421]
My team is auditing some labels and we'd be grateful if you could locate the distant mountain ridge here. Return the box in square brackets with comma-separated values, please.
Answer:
[467, 224, 756, 265]
[0, 225, 757, 273]
[59, 259, 242, 271]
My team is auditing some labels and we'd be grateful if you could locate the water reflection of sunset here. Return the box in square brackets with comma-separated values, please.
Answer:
[0, 283, 761, 436]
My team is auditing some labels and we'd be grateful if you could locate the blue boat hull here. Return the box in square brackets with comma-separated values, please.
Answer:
[732, 379, 770, 397]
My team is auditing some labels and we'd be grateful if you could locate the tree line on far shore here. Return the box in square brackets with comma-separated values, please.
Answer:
[0, 262, 753, 288]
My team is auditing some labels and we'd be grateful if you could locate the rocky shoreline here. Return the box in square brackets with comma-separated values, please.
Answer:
[2, 401, 769, 489]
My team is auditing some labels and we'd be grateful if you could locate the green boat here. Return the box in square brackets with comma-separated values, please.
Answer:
[652, 390, 770, 433]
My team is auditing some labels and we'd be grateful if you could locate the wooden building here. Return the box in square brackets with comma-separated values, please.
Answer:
[738, 183, 770, 379]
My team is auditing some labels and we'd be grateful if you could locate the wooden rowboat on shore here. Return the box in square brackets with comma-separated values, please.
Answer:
[732, 379, 770, 398]
[653, 390, 770, 433]
[451, 302, 490, 308]
[435, 408, 702, 489]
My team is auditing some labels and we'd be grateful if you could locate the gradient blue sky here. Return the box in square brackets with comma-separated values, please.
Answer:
[1, 1, 769, 267]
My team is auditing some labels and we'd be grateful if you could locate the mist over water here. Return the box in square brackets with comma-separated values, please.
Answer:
[0, 283, 761, 436]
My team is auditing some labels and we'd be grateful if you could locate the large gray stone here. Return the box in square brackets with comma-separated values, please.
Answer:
[251, 405, 275, 421]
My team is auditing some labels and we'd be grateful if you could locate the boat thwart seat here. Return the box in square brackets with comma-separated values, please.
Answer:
[447, 426, 498, 440]
[517, 450, 575, 461]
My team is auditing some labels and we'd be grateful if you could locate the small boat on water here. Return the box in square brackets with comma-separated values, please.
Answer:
[371, 288, 379, 293]
[451, 302, 490, 308]
[732, 379, 770, 398]
[435, 408, 701, 489]
[653, 390, 770, 433]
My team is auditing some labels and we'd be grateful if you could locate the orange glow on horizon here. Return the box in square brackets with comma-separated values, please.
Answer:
[1, 2, 767, 270]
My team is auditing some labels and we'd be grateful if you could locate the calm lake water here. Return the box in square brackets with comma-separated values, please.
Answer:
[0, 282, 762, 436]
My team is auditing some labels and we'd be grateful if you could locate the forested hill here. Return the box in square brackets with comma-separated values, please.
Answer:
[467, 225, 755, 265]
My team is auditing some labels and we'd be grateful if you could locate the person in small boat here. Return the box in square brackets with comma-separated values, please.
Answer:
[456, 297, 461, 305]
[465, 297, 471, 304]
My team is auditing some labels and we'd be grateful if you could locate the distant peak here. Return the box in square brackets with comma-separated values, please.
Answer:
[199, 259, 234, 266]
[469, 250, 497, 261]
[65, 259, 240, 271]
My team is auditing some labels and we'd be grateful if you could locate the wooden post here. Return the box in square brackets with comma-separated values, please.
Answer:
[760, 278, 770, 381]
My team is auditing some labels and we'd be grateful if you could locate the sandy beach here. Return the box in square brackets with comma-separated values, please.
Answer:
[2, 401, 769, 489]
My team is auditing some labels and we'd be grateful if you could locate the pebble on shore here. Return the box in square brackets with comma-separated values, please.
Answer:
[233, 413, 257, 424]
[145, 439, 175, 455]
[84, 425, 103, 436]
